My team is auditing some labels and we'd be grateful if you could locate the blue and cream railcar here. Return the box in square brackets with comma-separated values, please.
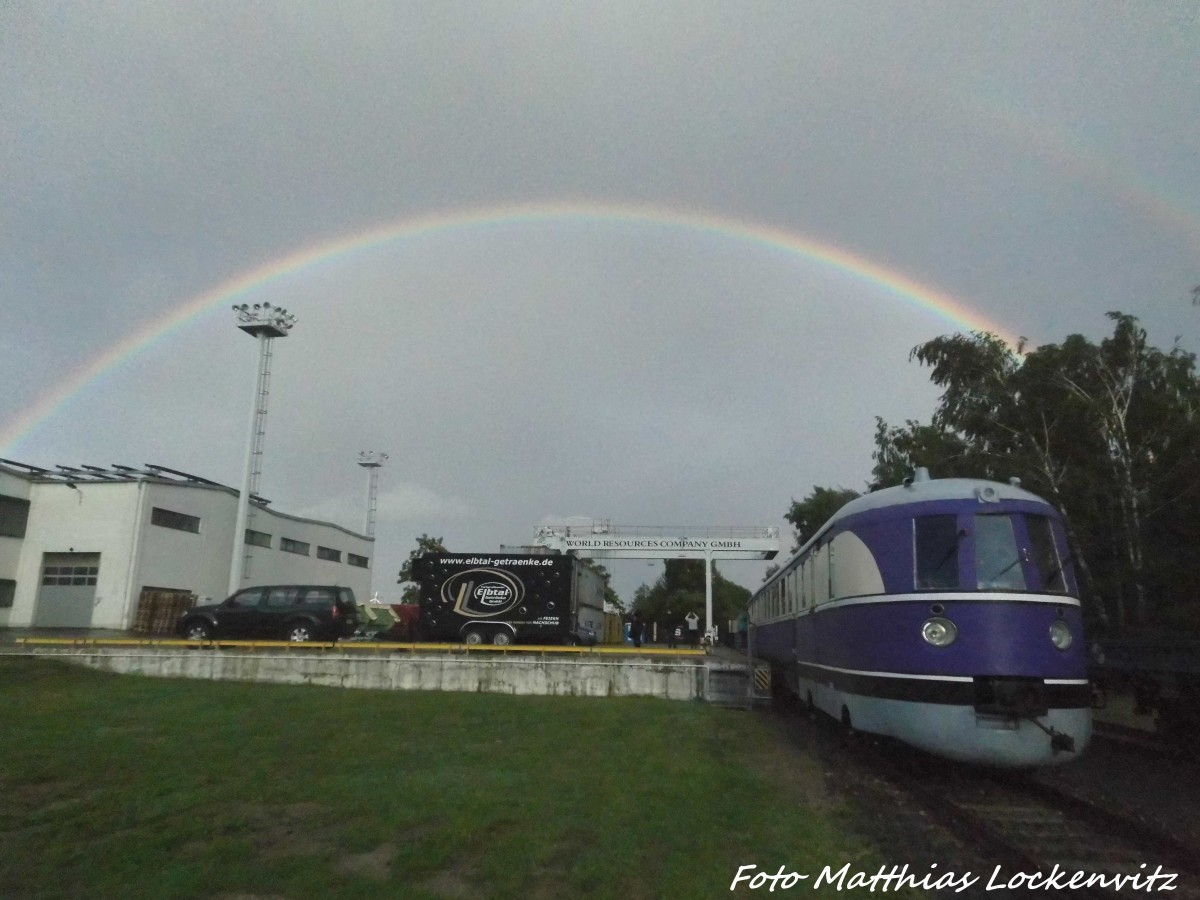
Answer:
[749, 470, 1091, 767]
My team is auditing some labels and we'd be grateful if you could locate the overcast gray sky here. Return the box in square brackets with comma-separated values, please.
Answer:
[3, 2, 1197, 603]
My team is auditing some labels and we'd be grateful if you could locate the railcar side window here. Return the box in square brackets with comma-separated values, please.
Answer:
[915, 515, 960, 589]
[813, 544, 830, 604]
[1026, 515, 1067, 593]
[975, 514, 1027, 590]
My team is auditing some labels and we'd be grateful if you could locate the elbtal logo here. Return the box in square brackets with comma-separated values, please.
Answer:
[475, 582, 512, 606]
[444, 568, 524, 617]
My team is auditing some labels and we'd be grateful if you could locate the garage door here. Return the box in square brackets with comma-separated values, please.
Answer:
[33, 553, 100, 628]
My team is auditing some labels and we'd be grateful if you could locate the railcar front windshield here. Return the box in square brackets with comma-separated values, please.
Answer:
[975, 513, 1027, 591]
[1026, 514, 1069, 593]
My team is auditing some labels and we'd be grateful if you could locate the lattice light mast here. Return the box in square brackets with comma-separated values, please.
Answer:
[228, 302, 297, 595]
[358, 451, 388, 538]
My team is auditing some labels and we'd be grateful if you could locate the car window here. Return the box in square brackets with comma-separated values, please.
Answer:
[267, 587, 301, 608]
[303, 588, 336, 606]
[232, 589, 264, 608]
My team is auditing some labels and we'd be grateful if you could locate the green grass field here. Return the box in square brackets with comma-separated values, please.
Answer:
[0, 656, 905, 899]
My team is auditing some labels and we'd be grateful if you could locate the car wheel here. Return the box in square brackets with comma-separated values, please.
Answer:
[462, 628, 485, 645]
[492, 630, 514, 646]
[286, 621, 315, 642]
[183, 620, 213, 641]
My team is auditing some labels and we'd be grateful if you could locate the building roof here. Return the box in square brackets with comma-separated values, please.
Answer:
[0, 458, 270, 504]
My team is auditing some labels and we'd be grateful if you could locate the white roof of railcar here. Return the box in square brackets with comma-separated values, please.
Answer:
[835, 475, 1049, 522]
[757, 474, 1052, 596]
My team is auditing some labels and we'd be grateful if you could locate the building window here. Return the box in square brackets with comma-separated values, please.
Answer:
[0, 579, 14, 608]
[317, 546, 341, 562]
[348, 553, 369, 568]
[280, 537, 310, 556]
[245, 529, 272, 548]
[151, 507, 200, 534]
[41, 565, 99, 587]
[0, 495, 31, 539]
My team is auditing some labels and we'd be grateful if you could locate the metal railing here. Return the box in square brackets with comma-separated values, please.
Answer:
[536, 523, 779, 540]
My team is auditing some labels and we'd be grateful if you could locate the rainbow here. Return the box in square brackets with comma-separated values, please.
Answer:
[1, 201, 1021, 453]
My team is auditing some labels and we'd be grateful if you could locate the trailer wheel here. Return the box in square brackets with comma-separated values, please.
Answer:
[463, 628, 485, 645]
[492, 631, 514, 647]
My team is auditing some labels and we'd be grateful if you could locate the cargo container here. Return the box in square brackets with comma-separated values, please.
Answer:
[412, 553, 605, 646]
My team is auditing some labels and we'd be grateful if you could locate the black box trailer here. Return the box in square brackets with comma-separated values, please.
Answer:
[412, 553, 605, 646]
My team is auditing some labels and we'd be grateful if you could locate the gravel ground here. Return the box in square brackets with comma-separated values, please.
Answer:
[1030, 728, 1200, 852]
[762, 706, 1034, 899]
[762, 702, 1199, 898]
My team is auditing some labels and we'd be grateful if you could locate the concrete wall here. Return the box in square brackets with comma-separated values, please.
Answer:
[43, 649, 746, 702]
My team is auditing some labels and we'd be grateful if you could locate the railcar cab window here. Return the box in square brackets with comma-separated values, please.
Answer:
[1026, 514, 1069, 593]
[975, 514, 1027, 591]
[915, 515, 960, 590]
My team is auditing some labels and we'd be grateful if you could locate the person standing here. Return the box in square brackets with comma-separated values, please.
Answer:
[630, 610, 645, 648]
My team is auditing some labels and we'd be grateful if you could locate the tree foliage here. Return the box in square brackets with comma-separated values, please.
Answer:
[631, 559, 750, 632]
[784, 486, 862, 550]
[873, 312, 1200, 632]
[396, 533, 448, 603]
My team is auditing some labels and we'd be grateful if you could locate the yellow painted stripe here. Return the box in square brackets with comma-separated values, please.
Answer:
[13, 637, 706, 657]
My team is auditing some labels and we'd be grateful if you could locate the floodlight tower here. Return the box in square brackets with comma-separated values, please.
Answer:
[228, 301, 297, 595]
[358, 451, 388, 538]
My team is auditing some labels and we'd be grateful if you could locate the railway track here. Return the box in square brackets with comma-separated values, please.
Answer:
[895, 765, 1200, 899]
[1090, 719, 1191, 760]
[769, 706, 1199, 898]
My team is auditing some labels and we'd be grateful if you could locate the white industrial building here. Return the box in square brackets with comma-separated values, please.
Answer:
[0, 459, 372, 631]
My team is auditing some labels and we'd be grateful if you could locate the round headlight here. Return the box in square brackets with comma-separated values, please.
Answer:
[921, 617, 957, 647]
[1049, 619, 1073, 650]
